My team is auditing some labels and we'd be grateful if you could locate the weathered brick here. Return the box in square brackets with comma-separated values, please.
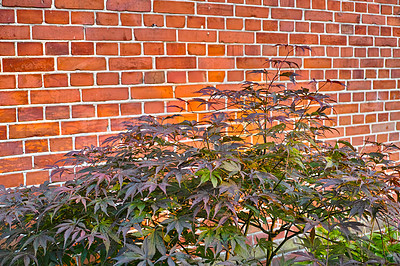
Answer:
[58, 57, 106, 71]
[3, 0, 51, 7]
[0, 91, 28, 106]
[82, 88, 129, 102]
[86, 28, 132, 41]
[10, 122, 59, 139]
[0, 26, 30, 40]
[156, 57, 196, 69]
[32, 26, 84, 40]
[109, 57, 152, 70]
[135, 28, 176, 41]
[0, 157, 31, 174]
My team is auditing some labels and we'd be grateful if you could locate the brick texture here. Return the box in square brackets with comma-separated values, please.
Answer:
[0, 0, 400, 187]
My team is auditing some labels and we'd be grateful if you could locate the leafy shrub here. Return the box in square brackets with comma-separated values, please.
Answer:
[0, 45, 399, 265]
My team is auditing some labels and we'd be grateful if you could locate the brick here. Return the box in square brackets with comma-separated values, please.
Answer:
[45, 42, 69, 55]
[166, 15, 186, 28]
[386, 59, 400, 68]
[290, 34, 318, 44]
[44, 74, 68, 88]
[98, 104, 119, 117]
[167, 43, 186, 55]
[10, 122, 59, 139]
[75, 135, 98, 149]
[121, 14, 142, 26]
[376, 37, 397, 47]
[333, 59, 358, 68]
[58, 57, 106, 71]
[312, 0, 325, 9]
[271, 8, 302, 20]
[187, 16, 206, 28]
[386, 101, 400, 111]
[71, 11, 95, 25]
[97, 72, 119, 85]
[198, 58, 235, 69]
[0, 9, 15, 23]
[96, 12, 119, 26]
[236, 57, 267, 69]
[188, 44, 206, 55]
[372, 122, 395, 133]
[154, 0, 195, 14]
[97, 43, 118, 55]
[3, 58, 53, 73]
[25, 139, 48, 153]
[26, 171, 50, 186]
[245, 19, 261, 31]
[144, 102, 164, 113]
[360, 59, 384, 68]
[175, 85, 203, 98]
[373, 80, 396, 90]
[363, 14, 385, 25]
[0, 126, 6, 140]
[236, 6, 269, 18]
[71, 42, 94, 55]
[18, 74, 42, 88]
[72, 105, 95, 118]
[31, 90, 80, 104]
[304, 10, 333, 21]
[346, 125, 370, 136]
[207, 17, 224, 29]
[360, 102, 383, 113]
[0, 108, 16, 123]
[220, 31, 254, 43]
[320, 35, 347, 45]
[3, 0, 51, 7]
[46, 106, 70, 120]
[34, 154, 65, 169]
[0, 75, 16, 89]
[304, 58, 331, 68]
[45, 10, 69, 24]
[189, 71, 207, 82]
[86, 28, 132, 41]
[135, 28, 175, 42]
[33, 26, 84, 40]
[110, 57, 152, 70]
[0, 43, 14, 56]
[0, 91, 28, 106]
[208, 71, 225, 82]
[17, 42, 43, 56]
[0, 26, 30, 40]
[0, 173, 24, 187]
[55, 0, 104, 9]
[50, 137, 73, 152]
[121, 102, 142, 115]
[388, 17, 400, 26]
[197, 3, 233, 16]
[107, 0, 151, 12]
[156, 57, 196, 69]
[167, 71, 186, 83]
[347, 81, 371, 91]
[70, 73, 94, 86]
[349, 36, 373, 46]
[256, 32, 288, 44]
[82, 88, 129, 102]
[18, 107, 43, 122]
[143, 43, 164, 55]
[131, 86, 173, 99]
[227, 18, 244, 30]
[121, 72, 143, 84]
[178, 30, 217, 42]
[144, 71, 165, 84]
[17, 10, 42, 24]
[120, 43, 141, 55]
[143, 14, 164, 27]
[0, 141, 22, 156]
[0, 157, 31, 174]
[62, 120, 108, 135]
[208, 44, 225, 56]
[335, 12, 360, 23]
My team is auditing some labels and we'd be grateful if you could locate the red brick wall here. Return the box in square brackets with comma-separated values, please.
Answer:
[0, 0, 399, 187]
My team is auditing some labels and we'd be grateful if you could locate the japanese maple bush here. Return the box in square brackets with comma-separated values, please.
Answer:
[1, 45, 400, 265]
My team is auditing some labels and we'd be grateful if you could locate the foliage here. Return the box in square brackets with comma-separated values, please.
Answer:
[0, 45, 400, 266]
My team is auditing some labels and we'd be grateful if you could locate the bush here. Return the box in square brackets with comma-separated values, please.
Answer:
[1, 45, 399, 265]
